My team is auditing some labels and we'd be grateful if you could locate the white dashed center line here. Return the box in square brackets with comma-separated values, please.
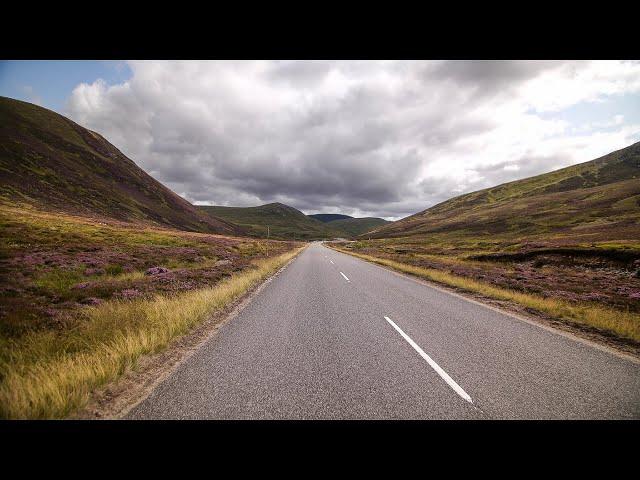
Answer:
[330, 260, 334, 264]
[340, 272, 350, 282]
[384, 316, 473, 403]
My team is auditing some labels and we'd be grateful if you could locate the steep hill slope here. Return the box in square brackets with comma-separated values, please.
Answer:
[0, 96, 241, 235]
[367, 142, 640, 246]
[199, 203, 345, 240]
[308, 213, 353, 223]
[327, 217, 389, 236]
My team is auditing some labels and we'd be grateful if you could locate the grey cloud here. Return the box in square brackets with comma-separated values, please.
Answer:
[266, 60, 333, 87]
[421, 117, 496, 147]
[65, 60, 639, 220]
[427, 60, 563, 99]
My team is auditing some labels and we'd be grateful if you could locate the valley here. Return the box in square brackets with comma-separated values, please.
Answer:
[0, 95, 638, 420]
[199, 203, 389, 240]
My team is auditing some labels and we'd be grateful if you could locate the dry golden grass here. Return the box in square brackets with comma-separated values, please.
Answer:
[330, 247, 640, 343]
[0, 247, 304, 419]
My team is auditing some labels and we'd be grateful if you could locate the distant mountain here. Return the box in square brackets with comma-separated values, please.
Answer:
[308, 213, 353, 223]
[0, 96, 241, 235]
[199, 203, 345, 240]
[308, 213, 389, 236]
[366, 142, 640, 245]
[325, 217, 389, 236]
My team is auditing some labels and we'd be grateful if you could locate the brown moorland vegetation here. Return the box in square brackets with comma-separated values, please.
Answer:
[0, 204, 302, 418]
[336, 142, 640, 344]
[0, 97, 309, 418]
[0, 204, 297, 339]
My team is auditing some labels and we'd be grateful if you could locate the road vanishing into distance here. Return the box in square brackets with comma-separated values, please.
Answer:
[128, 243, 640, 419]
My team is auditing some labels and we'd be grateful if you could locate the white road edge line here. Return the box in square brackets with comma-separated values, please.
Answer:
[340, 272, 350, 282]
[384, 315, 473, 403]
[330, 260, 334, 264]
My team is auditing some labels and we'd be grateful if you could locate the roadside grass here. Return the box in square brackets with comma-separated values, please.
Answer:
[33, 268, 86, 294]
[1, 203, 299, 338]
[112, 270, 147, 282]
[329, 246, 640, 343]
[0, 247, 304, 419]
[33, 267, 148, 294]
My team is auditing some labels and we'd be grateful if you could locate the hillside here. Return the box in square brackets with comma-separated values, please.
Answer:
[367, 142, 640, 246]
[0, 96, 241, 235]
[326, 217, 389, 236]
[199, 203, 345, 240]
[308, 213, 353, 223]
[0, 202, 299, 419]
[335, 143, 640, 340]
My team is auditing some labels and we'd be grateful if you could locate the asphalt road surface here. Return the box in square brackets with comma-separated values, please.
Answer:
[128, 243, 640, 419]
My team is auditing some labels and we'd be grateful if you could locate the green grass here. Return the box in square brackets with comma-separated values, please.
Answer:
[105, 264, 125, 276]
[0, 247, 305, 419]
[330, 246, 640, 343]
[0, 204, 219, 251]
[33, 267, 148, 294]
[33, 268, 85, 294]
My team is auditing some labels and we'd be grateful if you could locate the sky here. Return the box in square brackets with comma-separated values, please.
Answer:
[2, 60, 639, 220]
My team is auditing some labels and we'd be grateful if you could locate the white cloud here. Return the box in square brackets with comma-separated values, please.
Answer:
[65, 60, 640, 219]
[519, 60, 640, 112]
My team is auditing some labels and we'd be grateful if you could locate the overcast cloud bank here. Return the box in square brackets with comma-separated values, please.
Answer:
[66, 60, 640, 219]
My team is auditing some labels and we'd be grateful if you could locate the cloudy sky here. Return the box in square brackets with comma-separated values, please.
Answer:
[2, 60, 639, 219]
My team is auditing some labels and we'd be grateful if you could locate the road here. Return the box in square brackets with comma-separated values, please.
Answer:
[128, 243, 640, 419]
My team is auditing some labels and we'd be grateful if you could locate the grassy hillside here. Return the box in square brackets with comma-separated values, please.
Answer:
[368, 142, 640, 246]
[326, 217, 389, 236]
[0, 96, 241, 235]
[0, 203, 300, 418]
[199, 203, 345, 240]
[308, 213, 353, 223]
[337, 143, 640, 346]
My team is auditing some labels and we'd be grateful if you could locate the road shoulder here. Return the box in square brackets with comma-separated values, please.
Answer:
[71, 248, 306, 419]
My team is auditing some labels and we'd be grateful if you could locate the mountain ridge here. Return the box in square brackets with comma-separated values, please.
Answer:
[308, 213, 353, 223]
[0, 96, 242, 235]
[325, 216, 389, 236]
[366, 142, 640, 245]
